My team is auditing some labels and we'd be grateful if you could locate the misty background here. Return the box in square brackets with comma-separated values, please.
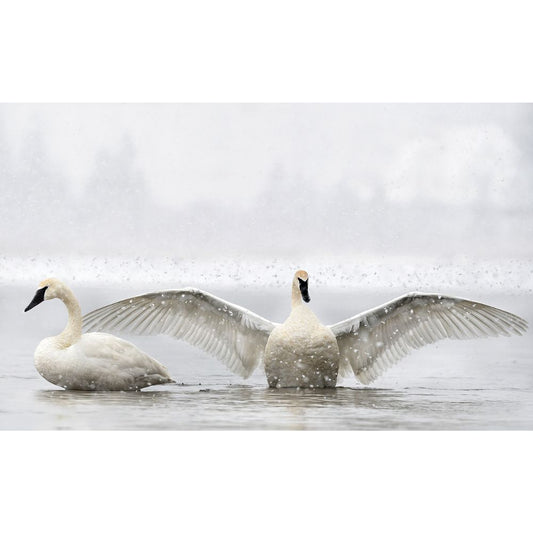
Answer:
[1, 103, 532, 292]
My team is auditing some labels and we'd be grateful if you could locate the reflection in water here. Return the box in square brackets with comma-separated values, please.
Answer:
[35, 388, 179, 408]
[31, 384, 498, 430]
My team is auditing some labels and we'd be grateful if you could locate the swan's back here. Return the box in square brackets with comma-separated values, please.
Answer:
[35, 332, 174, 391]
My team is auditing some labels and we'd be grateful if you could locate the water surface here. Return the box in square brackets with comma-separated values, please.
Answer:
[2, 286, 532, 430]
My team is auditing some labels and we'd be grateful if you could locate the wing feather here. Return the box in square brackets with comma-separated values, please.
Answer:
[83, 289, 277, 378]
[330, 292, 527, 385]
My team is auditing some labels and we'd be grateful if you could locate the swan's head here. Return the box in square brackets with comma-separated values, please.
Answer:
[294, 270, 310, 303]
[24, 278, 65, 312]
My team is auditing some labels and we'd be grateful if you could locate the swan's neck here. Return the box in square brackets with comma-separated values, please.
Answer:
[55, 288, 82, 348]
[291, 279, 303, 308]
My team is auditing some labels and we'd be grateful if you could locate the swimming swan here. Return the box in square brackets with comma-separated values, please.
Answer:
[25, 278, 174, 391]
[82, 270, 528, 388]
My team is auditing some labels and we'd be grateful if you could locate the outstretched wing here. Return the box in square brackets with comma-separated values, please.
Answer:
[329, 292, 527, 385]
[82, 288, 278, 378]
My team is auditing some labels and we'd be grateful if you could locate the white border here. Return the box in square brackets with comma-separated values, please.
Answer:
[2, 431, 533, 532]
[1, 1, 532, 102]
[1, 1, 531, 531]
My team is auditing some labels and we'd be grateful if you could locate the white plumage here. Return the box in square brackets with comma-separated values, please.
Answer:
[84, 287, 274, 378]
[25, 278, 174, 391]
[331, 292, 527, 384]
[82, 270, 527, 388]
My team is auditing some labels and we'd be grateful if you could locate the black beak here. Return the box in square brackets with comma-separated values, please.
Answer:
[298, 277, 310, 303]
[25, 286, 47, 312]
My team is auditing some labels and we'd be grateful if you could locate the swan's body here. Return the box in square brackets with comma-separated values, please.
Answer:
[264, 274, 339, 388]
[83, 270, 528, 388]
[25, 278, 174, 391]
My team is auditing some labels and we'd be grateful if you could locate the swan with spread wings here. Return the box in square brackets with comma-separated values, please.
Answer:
[83, 270, 527, 388]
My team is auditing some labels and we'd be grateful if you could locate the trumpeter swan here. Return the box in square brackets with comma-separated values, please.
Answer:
[82, 270, 527, 388]
[25, 278, 174, 391]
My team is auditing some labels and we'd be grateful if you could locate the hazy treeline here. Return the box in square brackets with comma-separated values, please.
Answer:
[1, 125, 532, 261]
